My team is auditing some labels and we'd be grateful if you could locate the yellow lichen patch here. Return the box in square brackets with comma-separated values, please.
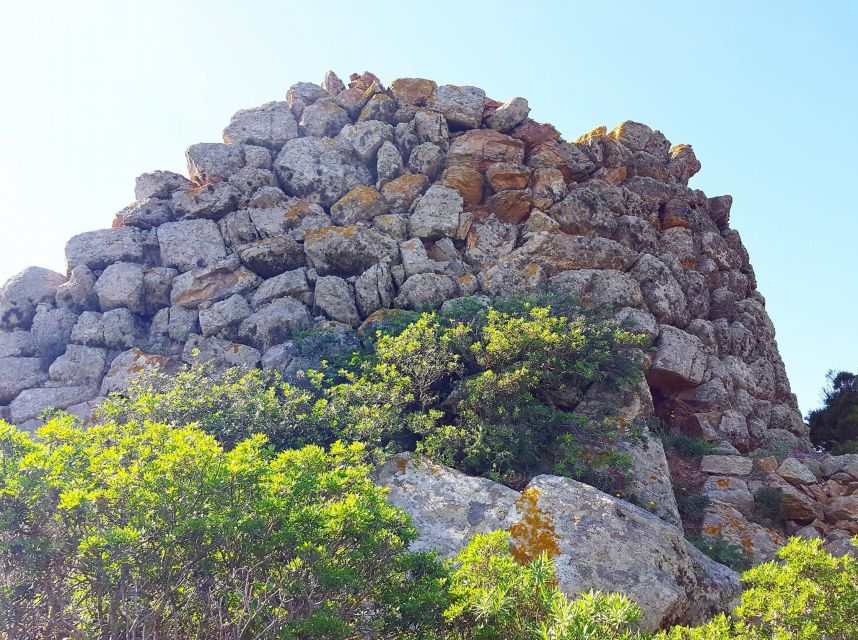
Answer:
[704, 524, 724, 537]
[508, 488, 561, 564]
[575, 125, 607, 144]
[716, 478, 732, 489]
[396, 457, 408, 472]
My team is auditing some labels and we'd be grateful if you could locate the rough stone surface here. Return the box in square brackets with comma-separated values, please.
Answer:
[274, 137, 372, 207]
[238, 297, 311, 351]
[377, 454, 740, 630]
[0, 70, 814, 571]
[223, 101, 298, 148]
[158, 219, 227, 272]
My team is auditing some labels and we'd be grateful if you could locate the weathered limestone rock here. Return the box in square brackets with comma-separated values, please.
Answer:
[549, 269, 643, 309]
[377, 454, 740, 630]
[169, 258, 261, 308]
[389, 77, 437, 106]
[354, 263, 395, 317]
[630, 254, 688, 326]
[314, 276, 360, 326]
[0, 267, 66, 332]
[394, 273, 459, 309]
[440, 166, 484, 207]
[198, 294, 252, 337]
[48, 345, 107, 386]
[381, 173, 431, 212]
[703, 476, 755, 515]
[94, 263, 146, 314]
[647, 326, 707, 389]
[182, 334, 261, 369]
[486, 97, 530, 133]
[0, 358, 47, 403]
[447, 129, 525, 171]
[702, 502, 785, 563]
[238, 297, 311, 351]
[31, 306, 78, 364]
[10, 386, 97, 423]
[700, 455, 754, 476]
[299, 99, 350, 138]
[427, 84, 486, 130]
[100, 349, 181, 395]
[776, 457, 817, 486]
[65, 228, 145, 271]
[222, 101, 298, 148]
[237, 236, 305, 277]
[158, 219, 227, 272]
[304, 226, 399, 275]
[338, 120, 394, 163]
[274, 137, 372, 207]
[249, 268, 311, 309]
[0, 331, 35, 359]
[330, 185, 388, 225]
[135, 170, 192, 201]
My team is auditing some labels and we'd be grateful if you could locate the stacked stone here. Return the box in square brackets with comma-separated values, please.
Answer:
[1, 69, 855, 606]
[700, 452, 858, 562]
[0, 70, 803, 448]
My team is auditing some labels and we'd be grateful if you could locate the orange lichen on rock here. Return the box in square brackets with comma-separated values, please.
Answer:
[508, 488, 561, 564]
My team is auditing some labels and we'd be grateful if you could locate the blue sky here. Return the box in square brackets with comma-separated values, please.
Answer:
[0, 0, 855, 414]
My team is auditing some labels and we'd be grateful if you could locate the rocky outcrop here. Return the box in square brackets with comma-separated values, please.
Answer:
[1, 70, 834, 585]
[376, 453, 740, 630]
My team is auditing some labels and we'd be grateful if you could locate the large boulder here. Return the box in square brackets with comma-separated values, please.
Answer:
[65, 228, 145, 271]
[647, 326, 707, 389]
[426, 84, 486, 130]
[376, 454, 740, 630]
[408, 185, 466, 240]
[274, 137, 372, 207]
[0, 357, 47, 404]
[222, 101, 298, 148]
[100, 349, 182, 395]
[10, 385, 97, 423]
[314, 276, 360, 326]
[157, 219, 227, 272]
[238, 297, 311, 351]
[0, 267, 67, 330]
[303, 226, 399, 275]
[446, 129, 525, 171]
[94, 263, 146, 314]
[629, 254, 688, 326]
[169, 257, 261, 308]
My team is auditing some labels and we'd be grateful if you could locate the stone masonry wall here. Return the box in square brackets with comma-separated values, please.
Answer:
[0, 70, 805, 458]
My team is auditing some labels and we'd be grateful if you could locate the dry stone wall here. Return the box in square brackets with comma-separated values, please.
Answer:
[0, 70, 803, 452]
[7, 71, 857, 569]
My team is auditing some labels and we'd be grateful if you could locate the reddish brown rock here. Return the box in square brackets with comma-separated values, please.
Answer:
[510, 120, 560, 151]
[526, 140, 595, 183]
[482, 189, 532, 224]
[389, 77, 437, 106]
[440, 166, 484, 207]
[381, 174, 430, 212]
[447, 129, 525, 172]
[486, 162, 532, 192]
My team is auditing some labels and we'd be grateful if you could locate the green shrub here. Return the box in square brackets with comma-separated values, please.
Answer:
[673, 482, 710, 524]
[0, 418, 448, 639]
[659, 536, 858, 640]
[831, 439, 858, 455]
[444, 531, 645, 640]
[663, 433, 714, 458]
[96, 364, 328, 450]
[808, 370, 858, 450]
[752, 487, 784, 527]
[95, 296, 647, 490]
[689, 536, 752, 571]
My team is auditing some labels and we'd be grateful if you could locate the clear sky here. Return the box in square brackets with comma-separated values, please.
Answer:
[0, 0, 855, 414]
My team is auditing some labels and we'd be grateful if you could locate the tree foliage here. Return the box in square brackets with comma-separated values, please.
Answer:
[0, 418, 446, 639]
[98, 294, 648, 488]
[807, 370, 858, 450]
